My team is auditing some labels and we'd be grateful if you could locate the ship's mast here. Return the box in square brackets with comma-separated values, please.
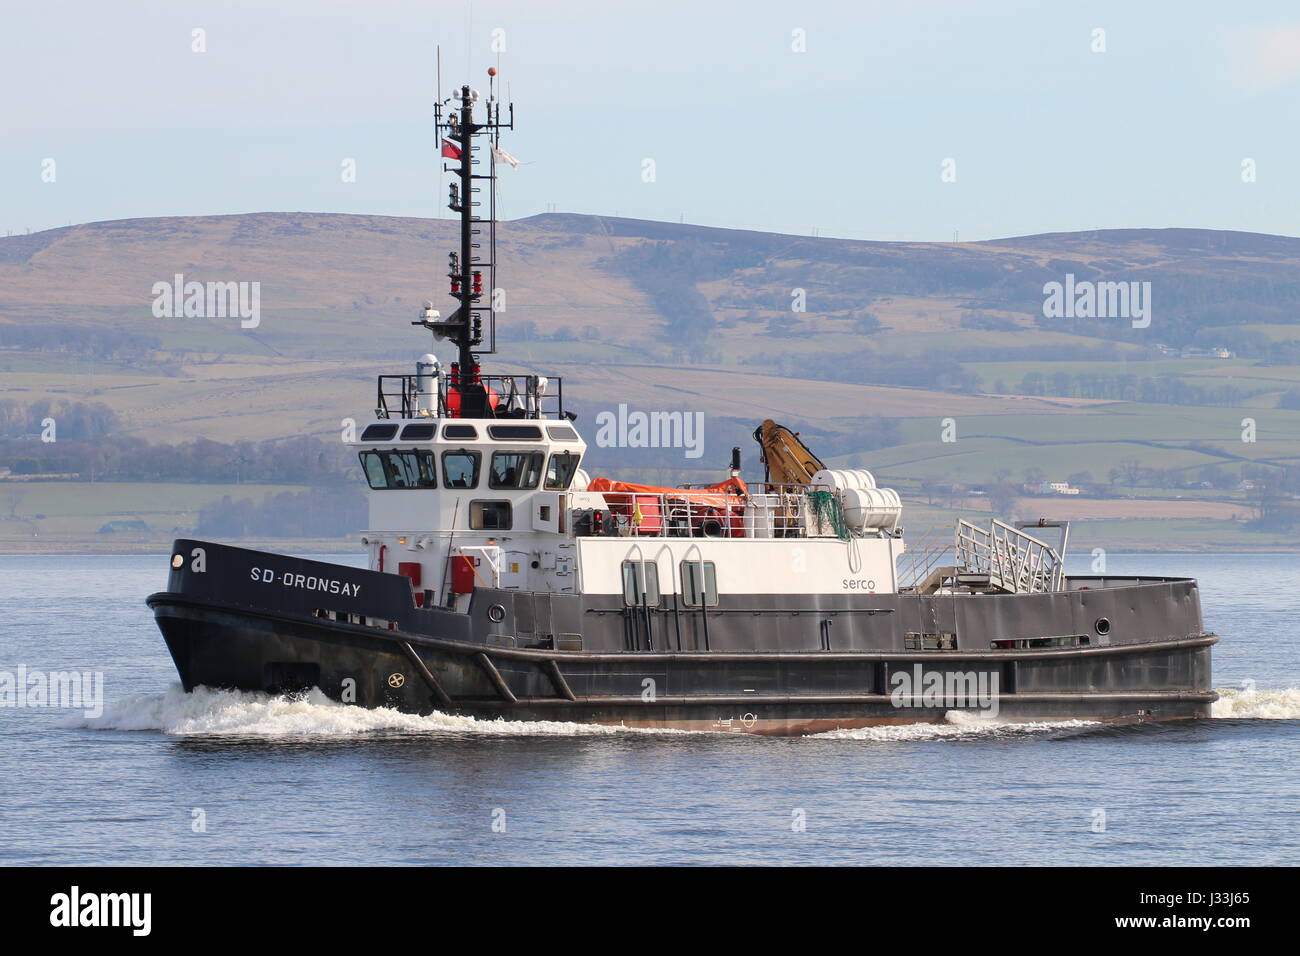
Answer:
[424, 69, 514, 416]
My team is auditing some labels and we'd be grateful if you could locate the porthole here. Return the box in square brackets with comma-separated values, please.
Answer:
[487, 604, 506, 624]
[1094, 617, 1111, 636]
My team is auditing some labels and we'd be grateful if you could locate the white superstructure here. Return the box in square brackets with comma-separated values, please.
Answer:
[350, 362, 906, 609]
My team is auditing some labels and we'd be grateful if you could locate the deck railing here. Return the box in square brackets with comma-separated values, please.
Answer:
[897, 525, 954, 591]
[592, 486, 825, 539]
[955, 518, 1064, 593]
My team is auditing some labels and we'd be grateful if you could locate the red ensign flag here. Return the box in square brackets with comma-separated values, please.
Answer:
[441, 139, 462, 160]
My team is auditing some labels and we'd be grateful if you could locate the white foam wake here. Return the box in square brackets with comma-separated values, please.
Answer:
[1211, 686, 1300, 719]
[810, 711, 1100, 741]
[66, 684, 1299, 741]
[64, 684, 686, 738]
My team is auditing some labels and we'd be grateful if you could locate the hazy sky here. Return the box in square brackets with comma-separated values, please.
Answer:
[4, 0, 1299, 241]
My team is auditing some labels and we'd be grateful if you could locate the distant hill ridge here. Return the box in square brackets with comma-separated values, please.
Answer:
[2, 212, 1298, 364]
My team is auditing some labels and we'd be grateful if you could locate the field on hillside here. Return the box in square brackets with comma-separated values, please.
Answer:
[2, 212, 1299, 551]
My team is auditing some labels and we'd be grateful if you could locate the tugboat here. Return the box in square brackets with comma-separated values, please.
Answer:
[147, 74, 1217, 734]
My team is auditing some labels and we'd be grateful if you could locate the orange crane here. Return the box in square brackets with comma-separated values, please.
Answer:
[753, 419, 824, 486]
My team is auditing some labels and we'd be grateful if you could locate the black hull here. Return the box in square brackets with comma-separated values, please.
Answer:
[148, 539, 1216, 735]
[149, 596, 1217, 737]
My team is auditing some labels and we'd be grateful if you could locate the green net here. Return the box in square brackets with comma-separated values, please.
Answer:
[807, 490, 851, 541]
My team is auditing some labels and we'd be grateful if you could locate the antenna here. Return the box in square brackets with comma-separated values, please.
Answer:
[418, 66, 515, 417]
[436, 46, 443, 224]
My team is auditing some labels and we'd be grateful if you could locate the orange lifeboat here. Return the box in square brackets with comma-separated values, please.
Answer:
[587, 476, 747, 536]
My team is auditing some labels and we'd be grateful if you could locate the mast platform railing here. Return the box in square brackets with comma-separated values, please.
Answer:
[376, 373, 565, 421]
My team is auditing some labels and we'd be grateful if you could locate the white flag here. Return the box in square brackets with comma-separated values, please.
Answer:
[491, 144, 520, 168]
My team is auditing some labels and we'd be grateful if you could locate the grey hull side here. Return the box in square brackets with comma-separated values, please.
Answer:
[149, 598, 1215, 735]
[148, 539, 1216, 735]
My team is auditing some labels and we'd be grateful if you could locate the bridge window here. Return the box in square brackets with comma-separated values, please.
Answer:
[442, 450, 481, 489]
[546, 425, 579, 442]
[488, 424, 543, 441]
[622, 561, 660, 607]
[442, 424, 477, 440]
[469, 500, 512, 531]
[358, 450, 438, 489]
[489, 452, 543, 489]
[680, 560, 718, 607]
[544, 452, 581, 490]
[360, 423, 399, 442]
[400, 423, 437, 440]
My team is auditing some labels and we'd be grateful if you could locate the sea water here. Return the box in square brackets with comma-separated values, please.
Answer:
[0, 552, 1296, 865]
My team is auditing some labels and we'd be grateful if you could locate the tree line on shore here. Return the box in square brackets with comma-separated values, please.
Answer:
[1, 427, 354, 484]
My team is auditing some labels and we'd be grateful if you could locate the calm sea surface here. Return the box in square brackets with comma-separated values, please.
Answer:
[1, 551, 1296, 866]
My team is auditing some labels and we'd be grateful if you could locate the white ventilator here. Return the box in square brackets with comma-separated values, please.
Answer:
[416, 353, 440, 416]
[529, 376, 549, 416]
